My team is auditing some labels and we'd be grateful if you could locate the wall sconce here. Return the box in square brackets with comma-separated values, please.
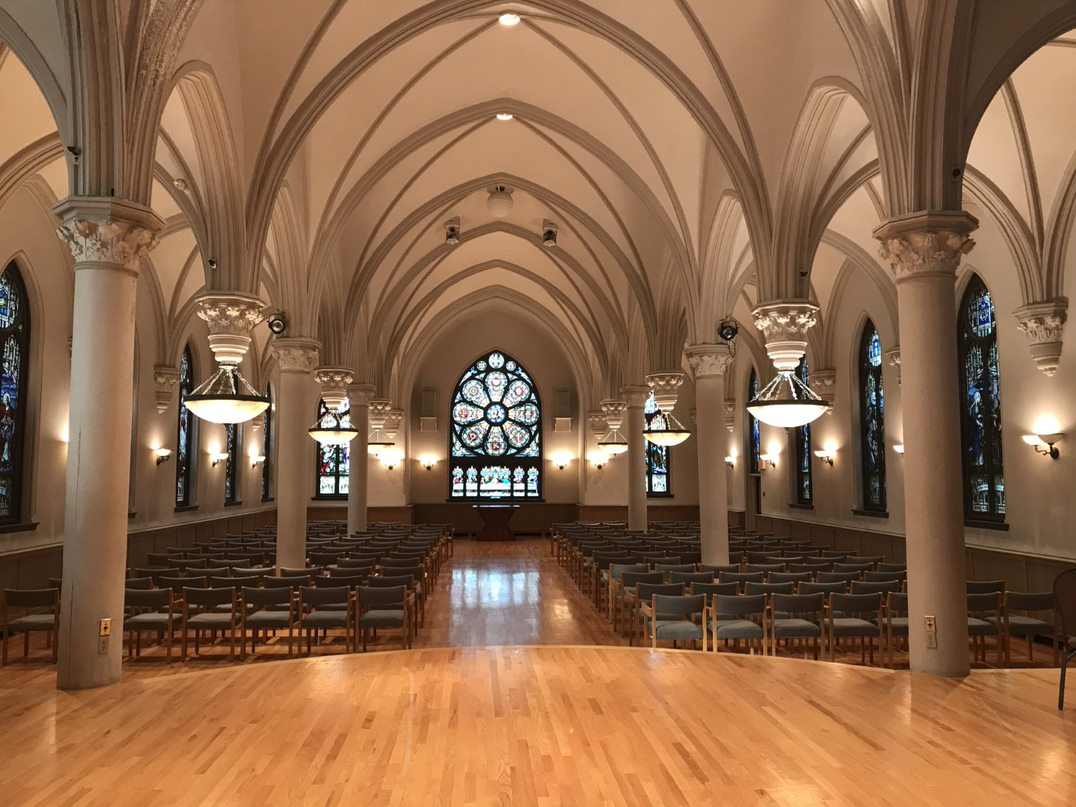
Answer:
[724, 454, 736, 468]
[210, 451, 230, 467]
[759, 453, 777, 470]
[249, 454, 266, 468]
[153, 447, 172, 466]
[893, 444, 905, 458]
[587, 450, 609, 470]
[419, 454, 439, 471]
[551, 451, 573, 470]
[381, 449, 404, 470]
[1022, 433, 1063, 460]
[813, 446, 836, 467]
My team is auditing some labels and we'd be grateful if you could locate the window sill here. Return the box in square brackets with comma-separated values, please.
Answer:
[852, 508, 889, 519]
[0, 521, 38, 534]
[174, 504, 199, 514]
[127, 511, 137, 520]
[224, 500, 243, 508]
[965, 519, 1009, 532]
[647, 494, 674, 500]
[788, 503, 814, 511]
[312, 496, 347, 502]
[261, 497, 275, 504]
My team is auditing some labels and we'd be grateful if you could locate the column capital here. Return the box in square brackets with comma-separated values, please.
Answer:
[644, 372, 684, 411]
[684, 343, 734, 378]
[599, 398, 626, 429]
[369, 398, 392, 428]
[196, 292, 266, 365]
[315, 366, 354, 410]
[153, 364, 179, 414]
[384, 408, 404, 439]
[347, 382, 377, 407]
[723, 400, 736, 433]
[811, 369, 837, 404]
[1014, 298, 1068, 376]
[873, 210, 977, 283]
[621, 384, 650, 408]
[54, 197, 162, 272]
[752, 300, 819, 371]
[586, 410, 607, 434]
[885, 347, 902, 386]
[272, 337, 320, 372]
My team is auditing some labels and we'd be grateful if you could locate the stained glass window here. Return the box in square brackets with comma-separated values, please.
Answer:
[859, 321, 886, 512]
[958, 275, 1005, 521]
[314, 400, 350, 498]
[794, 357, 813, 505]
[261, 385, 273, 501]
[175, 344, 196, 507]
[449, 349, 541, 500]
[0, 263, 29, 524]
[224, 422, 240, 504]
[644, 393, 671, 496]
[748, 369, 760, 474]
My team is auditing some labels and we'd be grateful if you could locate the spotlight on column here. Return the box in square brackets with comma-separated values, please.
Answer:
[445, 217, 461, 245]
[542, 220, 558, 247]
[718, 319, 739, 342]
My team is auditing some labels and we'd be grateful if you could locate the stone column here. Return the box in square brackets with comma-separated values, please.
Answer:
[622, 385, 650, 531]
[1014, 299, 1068, 376]
[346, 383, 375, 534]
[54, 199, 161, 690]
[685, 345, 734, 564]
[272, 338, 320, 568]
[876, 210, 976, 677]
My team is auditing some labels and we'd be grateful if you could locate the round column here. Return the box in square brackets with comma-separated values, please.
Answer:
[622, 385, 650, 531]
[346, 383, 375, 534]
[272, 338, 320, 569]
[876, 211, 976, 677]
[685, 344, 734, 564]
[54, 199, 161, 690]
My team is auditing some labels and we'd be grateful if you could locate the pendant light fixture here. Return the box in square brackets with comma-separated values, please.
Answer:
[748, 301, 829, 429]
[309, 405, 358, 445]
[309, 369, 357, 445]
[643, 409, 691, 447]
[597, 428, 629, 455]
[185, 365, 270, 424]
[746, 370, 829, 428]
[367, 399, 395, 458]
[643, 373, 691, 447]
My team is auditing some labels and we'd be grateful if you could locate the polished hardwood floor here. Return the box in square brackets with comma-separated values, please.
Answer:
[2, 539, 1073, 805]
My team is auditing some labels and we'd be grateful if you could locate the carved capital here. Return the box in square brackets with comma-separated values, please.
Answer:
[153, 364, 179, 414]
[752, 300, 819, 371]
[599, 399, 626, 430]
[885, 348, 902, 386]
[196, 292, 266, 365]
[384, 408, 404, 439]
[684, 343, 734, 379]
[621, 384, 651, 408]
[347, 382, 377, 408]
[811, 370, 837, 406]
[1015, 298, 1068, 376]
[723, 400, 736, 433]
[644, 372, 684, 411]
[54, 198, 162, 271]
[272, 337, 320, 373]
[586, 410, 607, 435]
[873, 211, 977, 283]
[369, 399, 392, 429]
[315, 366, 354, 410]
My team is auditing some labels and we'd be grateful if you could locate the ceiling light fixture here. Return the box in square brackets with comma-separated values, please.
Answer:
[747, 371, 829, 429]
[496, 112, 514, 121]
[498, 12, 521, 26]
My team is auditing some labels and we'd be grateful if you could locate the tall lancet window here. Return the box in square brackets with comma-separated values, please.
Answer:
[449, 349, 541, 500]
[224, 423, 240, 504]
[0, 263, 30, 525]
[747, 369, 760, 474]
[858, 321, 886, 512]
[261, 385, 273, 501]
[793, 357, 813, 505]
[644, 393, 672, 496]
[314, 400, 350, 499]
[959, 275, 1005, 522]
[176, 344, 197, 508]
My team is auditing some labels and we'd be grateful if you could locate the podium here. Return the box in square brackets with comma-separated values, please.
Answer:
[474, 504, 519, 541]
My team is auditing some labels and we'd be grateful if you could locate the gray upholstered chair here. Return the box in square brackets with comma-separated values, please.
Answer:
[877, 562, 907, 573]
[989, 591, 1056, 665]
[967, 591, 1004, 664]
[967, 579, 1005, 594]
[709, 593, 767, 654]
[770, 593, 825, 659]
[640, 593, 707, 650]
[744, 581, 796, 597]
[816, 571, 860, 586]
[864, 570, 907, 584]
[181, 587, 241, 660]
[617, 571, 665, 632]
[668, 571, 715, 586]
[299, 585, 354, 654]
[850, 579, 903, 596]
[629, 582, 685, 646]
[798, 581, 849, 596]
[1, 588, 59, 664]
[826, 592, 884, 664]
[607, 562, 650, 622]
[718, 571, 765, 586]
[698, 563, 741, 576]
[123, 587, 180, 661]
[356, 585, 411, 651]
[1053, 569, 1076, 709]
[240, 586, 298, 657]
[771, 571, 813, 585]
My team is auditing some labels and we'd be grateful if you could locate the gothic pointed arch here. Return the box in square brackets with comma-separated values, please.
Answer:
[0, 261, 30, 524]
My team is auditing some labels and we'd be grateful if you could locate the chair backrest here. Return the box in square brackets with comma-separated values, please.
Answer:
[621, 570, 665, 589]
[770, 571, 813, 584]
[850, 580, 902, 595]
[654, 563, 695, 574]
[651, 593, 706, 618]
[887, 591, 909, 615]
[381, 564, 422, 579]
[318, 573, 365, 588]
[1004, 590, 1054, 613]
[967, 591, 1001, 614]
[199, 566, 231, 577]
[635, 582, 685, 601]
[744, 581, 796, 596]
[788, 562, 833, 574]
[718, 571, 765, 584]
[329, 564, 372, 579]
[798, 581, 848, 595]
[690, 582, 740, 598]
[160, 575, 207, 593]
[124, 576, 154, 590]
[864, 570, 907, 583]
[358, 585, 407, 607]
[368, 574, 415, 589]
[698, 563, 741, 575]
[338, 556, 378, 568]
[772, 592, 825, 618]
[124, 587, 171, 609]
[241, 586, 292, 608]
[713, 593, 766, 619]
[877, 562, 907, 573]
[300, 585, 350, 607]
[609, 562, 650, 582]
[830, 592, 883, 616]
[263, 575, 309, 588]
[816, 571, 859, 584]
[135, 566, 179, 581]
[1053, 570, 1076, 638]
[183, 586, 235, 608]
[966, 579, 1005, 594]
[278, 567, 315, 577]
[833, 562, 874, 573]
[668, 571, 714, 584]
[744, 563, 785, 574]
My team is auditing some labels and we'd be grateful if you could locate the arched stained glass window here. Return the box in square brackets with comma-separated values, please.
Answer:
[748, 369, 760, 474]
[644, 393, 671, 496]
[224, 423, 240, 504]
[175, 344, 196, 508]
[449, 349, 541, 500]
[958, 275, 1005, 521]
[315, 400, 350, 498]
[858, 321, 886, 512]
[793, 357, 813, 505]
[0, 263, 30, 525]
[261, 385, 273, 501]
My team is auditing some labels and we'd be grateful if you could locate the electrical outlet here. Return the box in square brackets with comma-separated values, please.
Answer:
[98, 636, 109, 654]
[924, 615, 937, 649]
[99, 618, 111, 637]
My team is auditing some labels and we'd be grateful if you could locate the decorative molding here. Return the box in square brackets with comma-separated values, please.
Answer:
[272, 337, 320, 373]
[1014, 299, 1068, 376]
[811, 370, 837, 406]
[196, 292, 266, 365]
[599, 399, 626, 430]
[644, 372, 683, 411]
[723, 400, 736, 433]
[153, 365, 179, 414]
[621, 384, 650, 408]
[53, 198, 162, 270]
[873, 211, 977, 283]
[751, 300, 819, 371]
[315, 366, 354, 410]
[586, 410, 607, 434]
[384, 408, 404, 439]
[684, 343, 734, 378]
[885, 348, 902, 386]
[347, 382, 377, 408]
[369, 399, 392, 429]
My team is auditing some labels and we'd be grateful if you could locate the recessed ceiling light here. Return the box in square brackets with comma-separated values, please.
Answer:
[496, 112, 514, 121]
[499, 13, 521, 26]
